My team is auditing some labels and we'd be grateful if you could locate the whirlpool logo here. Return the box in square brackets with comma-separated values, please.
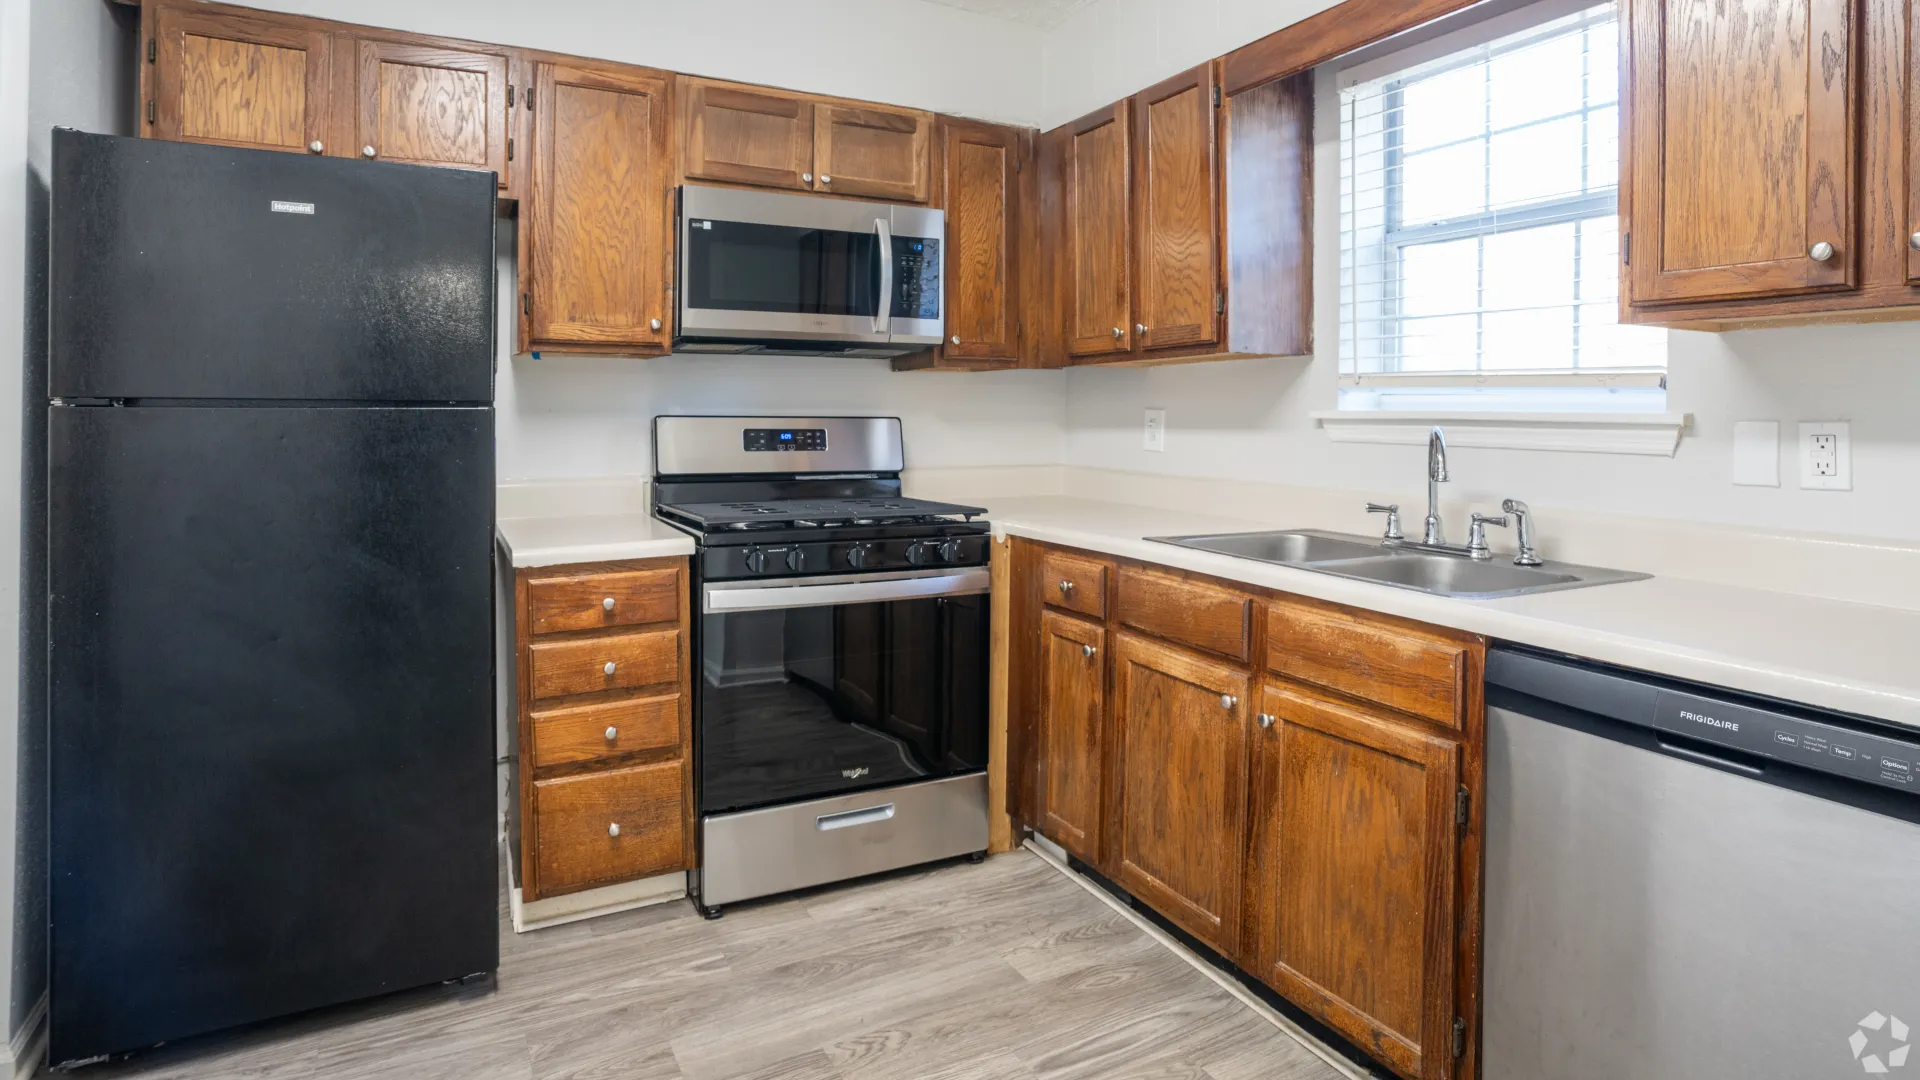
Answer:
[1850, 1012, 1911, 1074]
[841, 767, 870, 780]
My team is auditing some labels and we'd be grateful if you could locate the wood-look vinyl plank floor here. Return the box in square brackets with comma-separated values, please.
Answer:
[63, 851, 1348, 1080]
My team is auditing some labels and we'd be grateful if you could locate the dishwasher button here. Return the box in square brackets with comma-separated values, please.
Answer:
[1831, 745, 1859, 761]
[1800, 734, 1829, 754]
[1878, 757, 1912, 775]
[1773, 731, 1799, 747]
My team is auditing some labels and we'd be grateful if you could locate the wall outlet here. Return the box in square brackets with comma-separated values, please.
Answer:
[1798, 421, 1852, 490]
[1143, 408, 1166, 452]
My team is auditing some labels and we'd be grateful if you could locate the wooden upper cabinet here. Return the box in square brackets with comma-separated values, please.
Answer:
[1037, 611, 1106, 864]
[1246, 681, 1460, 1080]
[526, 61, 673, 353]
[355, 39, 511, 188]
[680, 78, 815, 191]
[1065, 102, 1133, 356]
[1132, 65, 1221, 352]
[815, 103, 933, 201]
[151, 5, 332, 156]
[1627, 0, 1855, 303]
[1908, 0, 1920, 284]
[941, 119, 1022, 362]
[1109, 632, 1250, 955]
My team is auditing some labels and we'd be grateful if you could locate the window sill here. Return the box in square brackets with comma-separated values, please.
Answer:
[1310, 410, 1692, 456]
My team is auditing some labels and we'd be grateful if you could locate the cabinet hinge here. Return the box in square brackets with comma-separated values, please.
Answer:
[1212, 85, 1221, 108]
[1215, 291, 1224, 314]
[1622, 231, 1631, 265]
[507, 84, 515, 108]
[521, 292, 531, 316]
[146, 38, 155, 63]
[1453, 1018, 1467, 1058]
[526, 86, 535, 111]
[507, 137, 514, 162]
[1455, 785, 1470, 829]
[145, 98, 155, 125]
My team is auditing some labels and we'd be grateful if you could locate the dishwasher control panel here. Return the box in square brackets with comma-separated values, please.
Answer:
[1655, 690, 1920, 791]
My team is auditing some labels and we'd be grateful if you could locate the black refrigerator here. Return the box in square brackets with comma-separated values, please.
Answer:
[47, 130, 499, 1065]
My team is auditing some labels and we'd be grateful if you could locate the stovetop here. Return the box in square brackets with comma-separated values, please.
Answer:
[657, 495, 986, 533]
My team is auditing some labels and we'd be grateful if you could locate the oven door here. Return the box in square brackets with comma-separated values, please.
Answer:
[679, 184, 890, 346]
[698, 568, 990, 816]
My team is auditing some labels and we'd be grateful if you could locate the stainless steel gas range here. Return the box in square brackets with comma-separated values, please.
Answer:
[652, 416, 991, 917]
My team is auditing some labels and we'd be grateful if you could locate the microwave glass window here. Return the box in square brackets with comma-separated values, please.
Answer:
[686, 221, 881, 316]
[891, 236, 941, 321]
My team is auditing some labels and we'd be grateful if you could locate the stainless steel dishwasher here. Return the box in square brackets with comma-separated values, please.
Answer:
[1484, 646, 1920, 1080]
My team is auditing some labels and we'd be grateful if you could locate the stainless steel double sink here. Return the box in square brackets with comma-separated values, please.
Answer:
[1147, 529, 1648, 600]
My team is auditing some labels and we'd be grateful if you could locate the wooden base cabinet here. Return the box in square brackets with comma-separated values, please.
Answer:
[513, 557, 693, 903]
[1246, 681, 1461, 1079]
[1012, 539, 1484, 1080]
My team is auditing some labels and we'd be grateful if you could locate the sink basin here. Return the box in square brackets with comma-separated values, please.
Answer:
[1162, 530, 1387, 565]
[1148, 528, 1649, 599]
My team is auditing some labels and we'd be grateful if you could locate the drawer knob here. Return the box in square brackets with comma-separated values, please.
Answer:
[603, 660, 617, 676]
[1910, 231, 1920, 251]
[602, 596, 616, 611]
[1082, 643, 1096, 658]
[1058, 580, 1074, 595]
[604, 726, 619, 741]
[1220, 694, 1238, 710]
[608, 822, 620, 838]
[1258, 712, 1275, 729]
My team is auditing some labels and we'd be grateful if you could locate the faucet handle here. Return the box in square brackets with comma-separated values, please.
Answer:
[1467, 512, 1510, 560]
[1365, 503, 1405, 542]
[1501, 498, 1543, 566]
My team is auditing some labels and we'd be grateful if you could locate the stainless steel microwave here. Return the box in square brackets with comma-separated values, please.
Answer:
[675, 184, 944, 357]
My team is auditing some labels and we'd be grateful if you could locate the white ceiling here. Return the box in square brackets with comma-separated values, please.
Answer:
[915, 0, 1098, 29]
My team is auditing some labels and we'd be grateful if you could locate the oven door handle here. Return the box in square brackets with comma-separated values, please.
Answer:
[704, 568, 988, 613]
[873, 216, 893, 338]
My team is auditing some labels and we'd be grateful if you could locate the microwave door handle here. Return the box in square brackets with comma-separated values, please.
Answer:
[874, 216, 893, 338]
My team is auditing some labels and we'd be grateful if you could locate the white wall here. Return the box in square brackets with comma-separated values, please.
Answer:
[1060, 62, 1920, 542]
[244, 0, 1046, 126]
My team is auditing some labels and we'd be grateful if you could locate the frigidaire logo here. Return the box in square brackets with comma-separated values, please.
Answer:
[841, 767, 870, 780]
[1849, 1011, 1910, 1073]
[1679, 708, 1739, 732]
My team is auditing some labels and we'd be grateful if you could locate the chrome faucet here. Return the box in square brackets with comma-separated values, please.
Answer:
[1424, 426, 1449, 546]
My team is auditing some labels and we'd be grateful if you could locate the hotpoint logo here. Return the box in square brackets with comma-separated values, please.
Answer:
[1850, 1012, 1911, 1074]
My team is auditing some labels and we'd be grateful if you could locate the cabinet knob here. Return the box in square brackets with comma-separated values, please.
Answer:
[650, 317, 663, 331]
[802, 172, 813, 183]
[1082, 643, 1096, 658]
[950, 335, 961, 345]
[1111, 327, 1123, 340]
[608, 822, 621, 838]
[603, 660, 617, 676]
[1058, 580, 1074, 595]
[1809, 240, 1835, 261]
[1258, 712, 1275, 729]
[1909, 231, 1920, 251]
[307, 140, 324, 154]
[362, 145, 377, 158]
[1135, 323, 1148, 335]
[820, 174, 831, 184]
[1221, 694, 1238, 710]
[602, 596, 617, 611]
[605, 726, 619, 741]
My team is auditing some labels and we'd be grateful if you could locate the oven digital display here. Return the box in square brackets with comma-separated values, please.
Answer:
[743, 428, 827, 452]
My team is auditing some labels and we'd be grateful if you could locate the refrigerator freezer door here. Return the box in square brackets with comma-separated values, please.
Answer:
[51, 130, 494, 403]
[48, 404, 497, 1064]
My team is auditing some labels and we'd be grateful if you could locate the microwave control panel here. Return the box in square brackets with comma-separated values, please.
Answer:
[891, 236, 942, 321]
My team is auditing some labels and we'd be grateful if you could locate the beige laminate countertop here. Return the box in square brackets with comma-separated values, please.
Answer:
[981, 495, 1920, 731]
[495, 512, 695, 568]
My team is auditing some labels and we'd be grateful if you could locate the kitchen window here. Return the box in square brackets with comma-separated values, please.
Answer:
[1328, 0, 1678, 447]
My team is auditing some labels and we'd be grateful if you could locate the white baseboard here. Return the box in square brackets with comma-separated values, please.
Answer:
[510, 871, 687, 933]
[8, 992, 46, 1078]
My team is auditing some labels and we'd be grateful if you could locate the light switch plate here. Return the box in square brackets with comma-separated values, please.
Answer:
[1798, 421, 1852, 490]
[1731, 421, 1779, 487]
[1143, 408, 1166, 452]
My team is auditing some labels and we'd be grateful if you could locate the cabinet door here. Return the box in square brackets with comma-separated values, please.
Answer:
[1133, 65, 1220, 351]
[355, 39, 510, 188]
[942, 119, 1021, 362]
[814, 103, 933, 202]
[526, 62, 673, 352]
[151, 5, 333, 156]
[1065, 103, 1133, 357]
[1247, 681, 1460, 1080]
[1626, 0, 1854, 302]
[1109, 632, 1250, 954]
[681, 78, 814, 191]
[1038, 611, 1105, 863]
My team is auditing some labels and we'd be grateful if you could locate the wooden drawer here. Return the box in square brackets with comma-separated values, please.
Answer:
[528, 567, 680, 635]
[529, 629, 679, 700]
[1114, 567, 1252, 661]
[1041, 550, 1110, 618]
[533, 760, 685, 894]
[1266, 598, 1470, 729]
[531, 693, 681, 769]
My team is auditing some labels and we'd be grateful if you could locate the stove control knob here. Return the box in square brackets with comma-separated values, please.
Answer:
[906, 542, 931, 566]
[846, 543, 874, 569]
[938, 539, 963, 563]
[744, 547, 769, 574]
[785, 547, 807, 572]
